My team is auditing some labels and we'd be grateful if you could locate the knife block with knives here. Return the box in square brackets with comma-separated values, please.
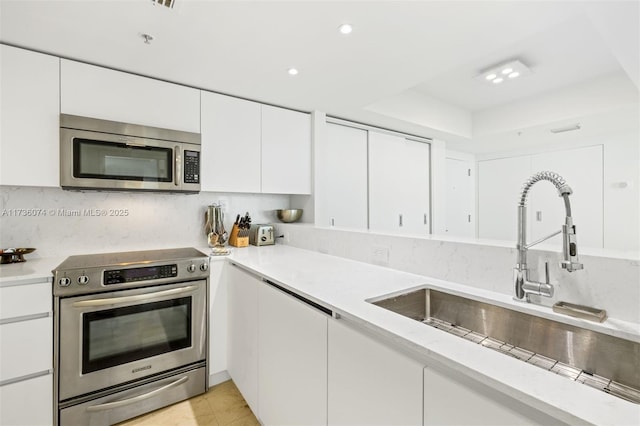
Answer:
[229, 212, 251, 247]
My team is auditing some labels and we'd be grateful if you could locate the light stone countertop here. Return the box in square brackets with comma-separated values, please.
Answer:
[2, 244, 639, 424]
[228, 244, 640, 426]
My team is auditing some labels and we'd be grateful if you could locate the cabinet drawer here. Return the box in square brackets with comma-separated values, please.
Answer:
[0, 281, 51, 320]
[0, 316, 52, 382]
[0, 373, 52, 426]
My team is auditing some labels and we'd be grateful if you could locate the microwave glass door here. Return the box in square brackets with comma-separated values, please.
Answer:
[82, 297, 192, 374]
[74, 138, 172, 182]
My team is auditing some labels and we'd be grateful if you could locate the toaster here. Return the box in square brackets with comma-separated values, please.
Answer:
[249, 224, 275, 246]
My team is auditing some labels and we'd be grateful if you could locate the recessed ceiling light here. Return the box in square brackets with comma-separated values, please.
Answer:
[338, 23, 353, 35]
[287, 68, 299, 76]
[485, 73, 497, 81]
[501, 67, 513, 75]
[508, 71, 520, 79]
[493, 78, 504, 84]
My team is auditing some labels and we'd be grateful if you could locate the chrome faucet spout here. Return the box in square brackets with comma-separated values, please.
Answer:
[514, 172, 583, 302]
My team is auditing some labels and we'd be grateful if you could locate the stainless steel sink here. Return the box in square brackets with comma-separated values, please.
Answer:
[370, 288, 640, 404]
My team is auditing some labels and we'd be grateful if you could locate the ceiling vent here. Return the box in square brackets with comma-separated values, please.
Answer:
[151, 0, 176, 9]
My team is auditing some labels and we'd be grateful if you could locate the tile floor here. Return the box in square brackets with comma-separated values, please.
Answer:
[117, 380, 259, 426]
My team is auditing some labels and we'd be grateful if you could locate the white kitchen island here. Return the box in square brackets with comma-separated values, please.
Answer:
[225, 244, 640, 426]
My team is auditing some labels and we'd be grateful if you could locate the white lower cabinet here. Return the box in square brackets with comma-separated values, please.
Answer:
[226, 265, 259, 415]
[0, 374, 52, 426]
[423, 366, 558, 426]
[0, 279, 53, 426]
[328, 318, 424, 425]
[257, 283, 328, 425]
[227, 263, 328, 424]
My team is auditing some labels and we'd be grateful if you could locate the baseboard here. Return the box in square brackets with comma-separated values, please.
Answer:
[208, 370, 231, 387]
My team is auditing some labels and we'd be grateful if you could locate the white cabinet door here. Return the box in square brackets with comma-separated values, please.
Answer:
[200, 91, 261, 193]
[369, 131, 430, 235]
[60, 60, 200, 132]
[226, 265, 259, 415]
[478, 156, 532, 241]
[402, 139, 431, 235]
[0, 374, 52, 426]
[445, 158, 475, 238]
[322, 123, 368, 229]
[328, 319, 424, 425]
[369, 131, 408, 233]
[208, 259, 227, 386]
[1, 45, 59, 187]
[261, 105, 311, 194]
[529, 145, 603, 249]
[423, 366, 553, 425]
[258, 283, 327, 425]
[0, 316, 52, 382]
[0, 281, 51, 320]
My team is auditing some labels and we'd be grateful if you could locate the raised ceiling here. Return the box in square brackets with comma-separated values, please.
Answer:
[1, 0, 638, 152]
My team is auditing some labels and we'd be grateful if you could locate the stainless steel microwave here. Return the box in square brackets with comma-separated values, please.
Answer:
[60, 114, 201, 193]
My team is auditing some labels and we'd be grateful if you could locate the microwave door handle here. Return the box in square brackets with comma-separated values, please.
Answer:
[86, 375, 189, 412]
[174, 145, 181, 187]
[71, 285, 198, 308]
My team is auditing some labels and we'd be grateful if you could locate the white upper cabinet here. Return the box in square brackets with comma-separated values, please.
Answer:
[201, 91, 311, 194]
[1, 45, 59, 187]
[321, 123, 368, 229]
[369, 131, 431, 235]
[201, 91, 262, 193]
[60, 59, 200, 132]
[261, 105, 311, 194]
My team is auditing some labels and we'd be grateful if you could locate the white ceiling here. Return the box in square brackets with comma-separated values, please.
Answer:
[0, 0, 638, 152]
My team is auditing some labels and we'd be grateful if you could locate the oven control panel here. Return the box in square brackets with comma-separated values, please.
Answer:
[53, 254, 210, 297]
[104, 264, 177, 285]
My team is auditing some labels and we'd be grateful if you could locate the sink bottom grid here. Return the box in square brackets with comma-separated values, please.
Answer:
[423, 317, 640, 404]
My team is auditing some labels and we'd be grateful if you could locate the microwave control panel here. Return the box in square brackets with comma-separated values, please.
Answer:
[184, 150, 200, 184]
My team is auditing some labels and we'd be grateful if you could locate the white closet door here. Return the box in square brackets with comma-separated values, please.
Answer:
[401, 139, 430, 235]
[529, 145, 603, 249]
[324, 123, 368, 229]
[369, 131, 430, 235]
[445, 158, 475, 238]
[369, 131, 406, 233]
[478, 156, 532, 242]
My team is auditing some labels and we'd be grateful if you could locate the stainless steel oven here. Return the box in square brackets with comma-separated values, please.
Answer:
[53, 248, 209, 426]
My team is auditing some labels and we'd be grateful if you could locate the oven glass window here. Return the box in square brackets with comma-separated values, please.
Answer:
[73, 138, 172, 182]
[82, 297, 191, 374]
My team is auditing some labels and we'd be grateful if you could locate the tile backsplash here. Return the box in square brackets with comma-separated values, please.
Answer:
[0, 186, 289, 257]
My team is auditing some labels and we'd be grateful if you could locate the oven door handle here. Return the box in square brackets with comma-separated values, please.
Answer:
[85, 375, 189, 412]
[71, 285, 198, 308]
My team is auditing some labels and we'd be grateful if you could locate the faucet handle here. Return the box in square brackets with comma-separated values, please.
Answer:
[544, 261, 550, 284]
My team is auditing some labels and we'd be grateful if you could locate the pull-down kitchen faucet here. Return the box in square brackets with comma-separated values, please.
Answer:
[514, 171, 583, 302]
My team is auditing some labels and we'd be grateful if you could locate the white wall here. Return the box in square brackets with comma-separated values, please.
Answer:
[0, 186, 289, 258]
[475, 130, 639, 251]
